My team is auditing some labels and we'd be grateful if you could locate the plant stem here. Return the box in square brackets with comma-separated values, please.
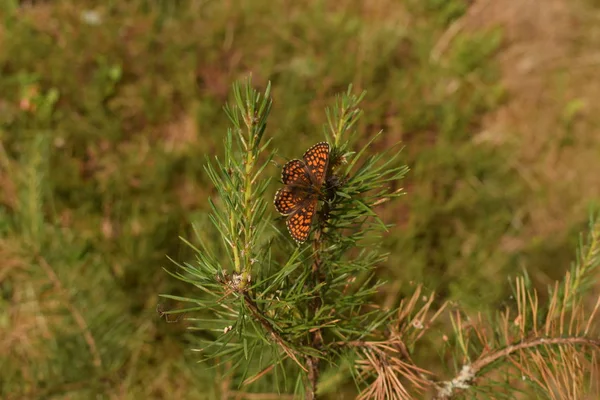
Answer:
[243, 293, 307, 372]
[240, 146, 254, 283]
[305, 198, 332, 399]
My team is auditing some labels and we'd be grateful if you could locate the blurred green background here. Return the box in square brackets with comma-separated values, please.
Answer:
[1, 0, 599, 398]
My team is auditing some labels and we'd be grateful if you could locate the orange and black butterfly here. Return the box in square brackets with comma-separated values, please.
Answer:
[274, 142, 330, 243]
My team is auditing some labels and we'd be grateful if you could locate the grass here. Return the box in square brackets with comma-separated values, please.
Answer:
[0, 0, 598, 398]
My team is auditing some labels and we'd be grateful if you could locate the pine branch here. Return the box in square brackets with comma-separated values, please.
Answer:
[303, 92, 365, 399]
[569, 216, 600, 301]
[434, 336, 600, 399]
[432, 216, 600, 399]
[243, 292, 307, 372]
[169, 81, 411, 397]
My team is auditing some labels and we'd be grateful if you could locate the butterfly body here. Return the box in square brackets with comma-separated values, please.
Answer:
[274, 142, 330, 243]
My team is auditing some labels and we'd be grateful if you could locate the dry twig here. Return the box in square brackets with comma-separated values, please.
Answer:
[434, 334, 600, 398]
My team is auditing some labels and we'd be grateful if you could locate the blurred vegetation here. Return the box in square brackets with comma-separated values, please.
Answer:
[0, 0, 597, 398]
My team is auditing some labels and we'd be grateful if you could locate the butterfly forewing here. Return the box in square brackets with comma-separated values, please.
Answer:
[303, 142, 330, 185]
[286, 199, 317, 243]
[281, 159, 311, 186]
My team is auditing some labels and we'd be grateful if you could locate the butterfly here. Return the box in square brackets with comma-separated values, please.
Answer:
[274, 142, 330, 243]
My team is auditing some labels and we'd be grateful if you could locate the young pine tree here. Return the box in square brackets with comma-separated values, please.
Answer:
[162, 80, 600, 400]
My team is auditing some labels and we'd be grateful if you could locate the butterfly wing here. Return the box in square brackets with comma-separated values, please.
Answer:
[275, 142, 331, 243]
[281, 159, 311, 186]
[274, 186, 304, 216]
[286, 198, 317, 243]
[303, 142, 330, 185]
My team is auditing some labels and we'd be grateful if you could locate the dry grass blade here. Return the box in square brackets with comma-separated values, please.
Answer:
[397, 285, 422, 324]
[395, 285, 448, 344]
[37, 256, 102, 368]
[241, 364, 276, 386]
[545, 281, 560, 337]
[585, 295, 600, 335]
[228, 391, 295, 399]
[590, 352, 599, 396]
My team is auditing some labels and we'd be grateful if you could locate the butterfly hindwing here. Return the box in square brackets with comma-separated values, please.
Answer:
[286, 199, 317, 243]
[274, 186, 304, 215]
